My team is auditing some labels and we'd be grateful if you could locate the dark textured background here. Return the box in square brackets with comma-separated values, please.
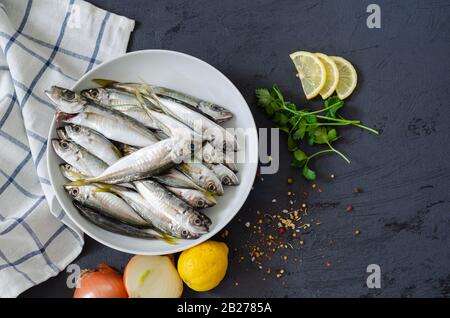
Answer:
[22, 0, 450, 298]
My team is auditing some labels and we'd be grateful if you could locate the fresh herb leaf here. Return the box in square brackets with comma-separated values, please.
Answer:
[313, 127, 329, 144]
[302, 165, 316, 180]
[255, 86, 377, 180]
[294, 149, 307, 162]
[255, 88, 273, 107]
[305, 114, 317, 124]
[327, 128, 337, 141]
[325, 96, 344, 118]
[287, 135, 298, 152]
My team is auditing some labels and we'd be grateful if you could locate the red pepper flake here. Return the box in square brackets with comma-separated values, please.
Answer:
[346, 205, 353, 212]
[277, 227, 286, 235]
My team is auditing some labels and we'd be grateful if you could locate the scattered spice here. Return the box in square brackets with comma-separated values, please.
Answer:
[330, 174, 335, 179]
[353, 187, 362, 193]
[354, 229, 361, 235]
[346, 205, 353, 212]
[287, 177, 294, 184]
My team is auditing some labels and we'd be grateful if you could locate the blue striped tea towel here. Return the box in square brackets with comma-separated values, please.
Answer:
[0, 0, 134, 297]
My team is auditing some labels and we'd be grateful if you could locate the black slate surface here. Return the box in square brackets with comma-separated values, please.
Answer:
[21, 0, 450, 298]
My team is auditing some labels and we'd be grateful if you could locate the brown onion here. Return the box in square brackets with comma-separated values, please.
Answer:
[73, 264, 128, 298]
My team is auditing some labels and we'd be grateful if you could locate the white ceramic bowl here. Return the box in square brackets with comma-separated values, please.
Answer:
[47, 50, 258, 255]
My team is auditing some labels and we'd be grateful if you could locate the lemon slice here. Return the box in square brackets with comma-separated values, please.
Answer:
[331, 56, 358, 99]
[315, 53, 339, 99]
[290, 51, 326, 100]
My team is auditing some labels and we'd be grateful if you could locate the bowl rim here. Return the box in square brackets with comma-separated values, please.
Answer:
[46, 49, 259, 255]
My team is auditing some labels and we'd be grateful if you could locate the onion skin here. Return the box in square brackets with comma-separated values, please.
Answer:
[73, 264, 128, 298]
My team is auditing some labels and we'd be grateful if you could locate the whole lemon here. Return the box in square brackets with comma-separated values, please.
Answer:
[177, 240, 228, 292]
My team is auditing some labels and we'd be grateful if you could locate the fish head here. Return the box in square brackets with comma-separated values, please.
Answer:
[217, 166, 239, 186]
[80, 88, 109, 104]
[176, 210, 211, 239]
[52, 139, 79, 161]
[60, 163, 85, 181]
[64, 185, 87, 202]
[200, 173, 224, 195]
[64, 124, 89, 139]
[45, 86, 86, 113]
[221, 173, 239, 186]
[199, 101, 233, 123]
[194, 191, 217, 208]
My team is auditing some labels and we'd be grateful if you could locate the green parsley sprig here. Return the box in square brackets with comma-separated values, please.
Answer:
[255, 85, 378, 180]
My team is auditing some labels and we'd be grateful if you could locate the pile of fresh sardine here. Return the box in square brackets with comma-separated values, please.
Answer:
[46, 79, 239, 242]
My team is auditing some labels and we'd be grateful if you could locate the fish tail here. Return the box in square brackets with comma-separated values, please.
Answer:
[112, 145, 123, 158]
[92, 79, 118, 87]
[92, 183, 113, 193]
[65, 179, 91, 187]
[136, 77, 163, 111]
[161, 233, 178, 245]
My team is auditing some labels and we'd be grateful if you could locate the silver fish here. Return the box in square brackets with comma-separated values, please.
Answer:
[144, 107, 196, 140]
[66, 185, 150, 227]
[133, 181, 210, 239]
[73, 201, 169, 241]
[91, 81, 238, 151]
[166, 186, 217, 208]
[52, 139, 108, 176]
[46, 86, 159, 147]
[146, 109, 237, 171]
[153, 168, 203, 190]
[57, 124, 121, 165]
[72, 137, 198, 184]
[60, 163, 87, 181]
[204, 163, 239, 185]
[80, 87, 159, 129]
[178, 162, 224, 195]
[147, 94, 238, 152]
[93, 79, 233, 124]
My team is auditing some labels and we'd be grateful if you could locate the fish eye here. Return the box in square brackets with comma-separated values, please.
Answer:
[70, 188, 79, 196]
[61, 141, 69, 149]
[73, 125, 80, 133]
[207, 184, 216, 192]
[197, 200, 205, 208]
[89, 89, 98, 97]
[193, 218, 202, 225]
[64, 90, 75, 100]
[223, 177, 231, 185]
[181, 229, 189, 237]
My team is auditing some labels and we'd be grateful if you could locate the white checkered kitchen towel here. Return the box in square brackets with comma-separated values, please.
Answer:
[0, 0, 134, 297]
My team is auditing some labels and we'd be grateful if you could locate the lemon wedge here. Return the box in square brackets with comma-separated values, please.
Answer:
[315, 53, 339, 99]
[331, 56, 358, 99]
[290, 51, 326, 100]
